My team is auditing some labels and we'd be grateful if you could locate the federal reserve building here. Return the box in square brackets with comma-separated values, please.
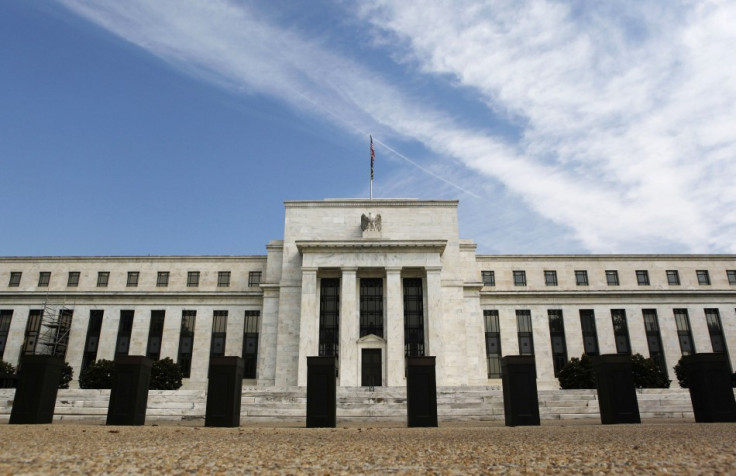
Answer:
[1, 198, 735, 415]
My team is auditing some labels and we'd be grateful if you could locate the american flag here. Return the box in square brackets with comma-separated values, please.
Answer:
[370, 135, 375, 180]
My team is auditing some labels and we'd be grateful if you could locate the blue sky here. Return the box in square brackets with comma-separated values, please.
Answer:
[2, 1, 735, 256]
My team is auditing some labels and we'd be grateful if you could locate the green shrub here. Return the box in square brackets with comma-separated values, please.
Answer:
[0, 360, 16, 375]
[59, 361, 73, 389]
[79, 359, 114, 389]
[673, 357, 688, 388]
[630, 353, 670, 388]
[149, 357, 183, 390]
[558, 354, 595, 389]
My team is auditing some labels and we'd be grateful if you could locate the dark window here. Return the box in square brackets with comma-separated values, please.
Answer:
[516, 310, 534, 355]
[605, 270, 619, 286]
[727, 270, 736, 285]
[666, 270, 680, 285]
[147, 310, 165, 360]
[38, 272, 50, 287]
[696, 270, 710, 285]
[481, 271, 495, 286]
[673, 309, 695, 356]
[21, 310, 43, 355]
[156, 272, 169, 287]
[643, 309, 667, 374]
[8, 272, 21, 287]
[575, 270, 588, 286]
[705, 309, 728, 356]
[580, 310, 599, 356]
[360, 278, 383, 337]
[81, 310, 104, 371]
[636, 270, 650, 285]
[611, 309, 631, 355]
[513, 271, 527, 286]
[51, 309, 73, 359]
[242, 311, 259, 378]
[67, 272, 80, 287]
[548, 310, 567, 377]
[210, 311, 228, 357]
[544, 271, 558, 286]
[187, 271, 199, 287]
[217, 271, 230, 288]
[97, 271, 110, 287]
[483, 310, 502, 378]
[0, 310, 14, 360]
[248, 271, 261, 287]
[404, 278, 425, 357]
[178, 311, 196, 378]
[116, 310, 135, 356]
[319, 279, 340, 357]
[127, 271, 139, 287]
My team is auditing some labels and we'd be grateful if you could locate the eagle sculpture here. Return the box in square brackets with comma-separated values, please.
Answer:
[361, 213, 382, 232]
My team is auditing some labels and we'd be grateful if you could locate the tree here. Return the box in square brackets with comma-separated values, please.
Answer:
[59, 362, 73, 389]
[673, 356, 688, 388]
[149, 357, 183, 390]
[79, 359, 114, 389]
[630, 353, 670, 388]
[558, 353, 670, 389]
[558, 354, 596, 389]
[0, 360, 15, 375]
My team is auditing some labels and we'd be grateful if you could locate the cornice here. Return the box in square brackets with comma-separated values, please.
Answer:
[476, 254, 736, 261]
[480, 289, 736, 300]
[0, 255, 267, 263]
[295, 240, 447, 256]
[284, 199, 458, 208]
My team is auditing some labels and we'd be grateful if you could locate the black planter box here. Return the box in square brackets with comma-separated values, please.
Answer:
[106, 355, 153, 426]
[205, 356, 244, 427]
[501, 356, 540, 426]
[9, 355, 64, 424]
[682, 353, 736, 423]
[592, 354, 641, 424]
[406, 356, 438, 427]
[306, 356, 337, 428]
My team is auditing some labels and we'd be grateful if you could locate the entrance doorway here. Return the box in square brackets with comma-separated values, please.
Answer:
[361, 349, 382, 387]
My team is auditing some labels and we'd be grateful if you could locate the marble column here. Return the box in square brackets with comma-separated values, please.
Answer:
[385, 267, 404, 386]
[425, 267, 443, 383]
[297, 268, 318, 386]
[339, 268, 358, 386]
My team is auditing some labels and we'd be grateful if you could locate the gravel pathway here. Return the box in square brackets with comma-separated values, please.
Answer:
[0, 421, 734, 474]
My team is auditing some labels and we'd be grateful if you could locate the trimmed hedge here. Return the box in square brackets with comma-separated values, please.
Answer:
[558, 353, 670, 389]
[79, 357, 183, 390]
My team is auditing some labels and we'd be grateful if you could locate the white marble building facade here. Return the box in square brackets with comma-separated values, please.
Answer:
[0, 198, 735, 390]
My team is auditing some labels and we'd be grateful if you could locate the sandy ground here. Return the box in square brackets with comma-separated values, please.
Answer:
[0, 420, 734, 474]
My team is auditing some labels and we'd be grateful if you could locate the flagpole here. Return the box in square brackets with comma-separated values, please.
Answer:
[370, 135, 375, 200]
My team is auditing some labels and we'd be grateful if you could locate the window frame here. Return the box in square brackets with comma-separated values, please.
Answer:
[727, 270, 736, 285]
[8, 272, 21, 287]
[574, 270, 589, 286]
[696, 270, 711, 285]
[217, 271, 231, 288]
[666, 270, 680, 285]
[156, 271, 170, 287]
[481, 270, 495, 287]
[636, 270, 650, 286]
[97, 271, 110, 288]
[513, 270, 527, 287]
[605, 270, 619, 286]
[187, 271, 200, 288]
[544, 270, 558, 286]
[67, 271, 80, 287]
[126, 271, 139, 287]
[248, 271, 262, 287]
[38, 271, 51, 287]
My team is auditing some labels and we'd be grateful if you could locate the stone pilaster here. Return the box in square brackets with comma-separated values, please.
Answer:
[297, 268, 318, 386]
[385, 267, 404, 386]
[339, 267, 358, 386]
[425, 267, 443, 382]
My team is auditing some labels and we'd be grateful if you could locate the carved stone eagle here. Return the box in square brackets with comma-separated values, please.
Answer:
[361, 213, 382, 232]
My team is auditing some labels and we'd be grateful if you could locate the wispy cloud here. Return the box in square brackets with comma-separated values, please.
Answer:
[58, 0, 736, 253]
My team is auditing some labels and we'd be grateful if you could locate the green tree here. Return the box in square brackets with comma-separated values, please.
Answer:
[630, 353, 670, 388]
[59, 361, 73, 389]
[558, 354, 596, 389]
[79, 359, 114, 389]
[149, 357, 183, 390]
[0, 360, 16, 375]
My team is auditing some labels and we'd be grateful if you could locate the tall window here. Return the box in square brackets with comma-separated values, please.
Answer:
[116, 310, 135, 356]
[727, 270, 736, 285]
[611, 309, 631, 355]
[643, 309, 667, 374]
[319, 279, 339, 357]
[81, 310, 104, 371]
[38, 272, 51, 287]
[548, 310, 567, 377]
[156, 272, 169, 287]
[67, 272, 80, 287]
[178, 311, 196, 378]
[513, 271, 527, 286]
[404, 278, 424, 357]
[126, 271, 139, 287]
[516, 310, 534, 355]
[636, 270, 650, 285]
[360, 278, 383, 337]
[696, 270, 710, 285]
[147, 310, 165, 360]
[580, 310, 599, 356]
[544, 271, 558, 286]
[8, 272, 21, 287]
[97, 271, 109, 287]
[210, 311, 228, 357]
[575, 270, 588, 286]
[481, 271, 495, 286]
[673, 309, 695, 356]
[605, 270, 619, 286]
[248, 271, 261, 287]
[21, 310, 43, 355]
[217, 271, 230, 288]
[187, 272, 200, 287]
[483, 310, 502, 378]
[704, 309, 728, 355]
[0, 310, 13, 360]
[666, 270, 680, 285]
[242, 311, 260, 378]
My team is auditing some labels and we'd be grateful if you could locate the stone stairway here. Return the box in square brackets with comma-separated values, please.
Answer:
[0, 386, 702, 423]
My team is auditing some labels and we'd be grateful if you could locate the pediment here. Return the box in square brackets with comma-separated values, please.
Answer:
[357, 334, 386, 344]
